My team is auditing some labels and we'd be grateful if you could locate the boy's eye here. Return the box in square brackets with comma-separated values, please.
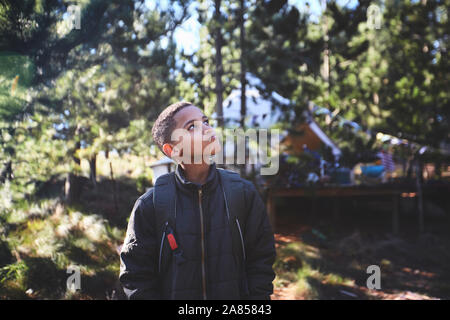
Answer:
[187, 119, 209, 131]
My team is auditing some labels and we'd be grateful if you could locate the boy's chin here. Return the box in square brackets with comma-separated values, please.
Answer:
[206, 145, 222, 158]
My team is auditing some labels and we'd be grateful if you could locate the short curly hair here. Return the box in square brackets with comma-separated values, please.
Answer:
[151, 101, 193, 155]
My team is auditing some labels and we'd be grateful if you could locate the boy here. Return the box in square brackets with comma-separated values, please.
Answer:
[119, 101, 276, 300]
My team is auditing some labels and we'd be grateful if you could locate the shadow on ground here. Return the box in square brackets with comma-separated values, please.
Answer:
[271, 197, 450, 300]
[34, 175, 143, 229]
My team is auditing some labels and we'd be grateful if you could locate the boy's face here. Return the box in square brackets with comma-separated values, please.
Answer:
[164, 105, 221, 164]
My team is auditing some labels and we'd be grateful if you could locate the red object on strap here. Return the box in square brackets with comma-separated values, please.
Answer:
[167, 233, 178, 250]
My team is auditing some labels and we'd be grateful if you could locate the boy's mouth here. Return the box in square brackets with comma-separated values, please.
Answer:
[205, 134, 216, 142]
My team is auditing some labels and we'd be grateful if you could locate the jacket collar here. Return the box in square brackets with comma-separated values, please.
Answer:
[174, 161, 219, 194]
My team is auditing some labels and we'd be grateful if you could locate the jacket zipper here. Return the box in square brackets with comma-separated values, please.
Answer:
[235, 217, 246, 261]
[159, 221, 168, 273]
[198, 188, 207, 300]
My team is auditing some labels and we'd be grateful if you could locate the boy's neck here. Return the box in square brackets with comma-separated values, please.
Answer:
[179, 162, 212, 186]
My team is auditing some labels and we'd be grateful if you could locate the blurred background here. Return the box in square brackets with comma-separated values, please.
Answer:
[0, 0, 449, 300]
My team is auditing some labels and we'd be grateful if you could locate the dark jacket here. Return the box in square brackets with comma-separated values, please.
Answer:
[119, 162, 276, 300]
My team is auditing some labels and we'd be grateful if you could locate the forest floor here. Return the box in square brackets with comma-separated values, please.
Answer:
[270, 201, 450, 300]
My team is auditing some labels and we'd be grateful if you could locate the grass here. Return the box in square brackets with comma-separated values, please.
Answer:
[0, 193, 125, 299]
[0, 153, 151, 299]
[272, 207, 450, 300]
[273, 239, 359, 299]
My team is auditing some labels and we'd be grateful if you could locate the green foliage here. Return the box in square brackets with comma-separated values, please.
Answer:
[0, 197, 125, 299]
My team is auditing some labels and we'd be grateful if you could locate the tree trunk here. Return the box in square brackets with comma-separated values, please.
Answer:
[239, 0, 247, 177]
[110, 161, 119, 217]
[321, 0, 330, 99]
[89, 154, 97, 188]
[434, 160, 441, 179]
[416, 159, 424, 233]
[105, 148, 118, 215]
[239, 0, 246, 129]
[65, 172, 84, 204]
[0, 160, 13, 183]
[72, 140, 81, 166]
[214, 0, 224, 129]
[66, 131, 84, 203]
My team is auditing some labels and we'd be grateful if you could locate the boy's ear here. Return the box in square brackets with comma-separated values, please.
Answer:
[162, 143, 173, 158]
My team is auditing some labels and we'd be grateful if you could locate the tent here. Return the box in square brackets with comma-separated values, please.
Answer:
[281, 109, 342, 161]
[217, 74, 292, 129]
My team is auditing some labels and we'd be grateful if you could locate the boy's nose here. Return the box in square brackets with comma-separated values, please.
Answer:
[202, 122, 212, 132]
[203, 127, 215, 139]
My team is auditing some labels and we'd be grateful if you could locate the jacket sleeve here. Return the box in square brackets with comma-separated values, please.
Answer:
[242, 180, 276, 300]
[119, 193, 161, 299]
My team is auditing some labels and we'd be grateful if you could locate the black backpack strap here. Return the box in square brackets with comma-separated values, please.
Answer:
[153, 171, 177, 229]
[153, 171, 177, 273]
[217, 168, 247, 266]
